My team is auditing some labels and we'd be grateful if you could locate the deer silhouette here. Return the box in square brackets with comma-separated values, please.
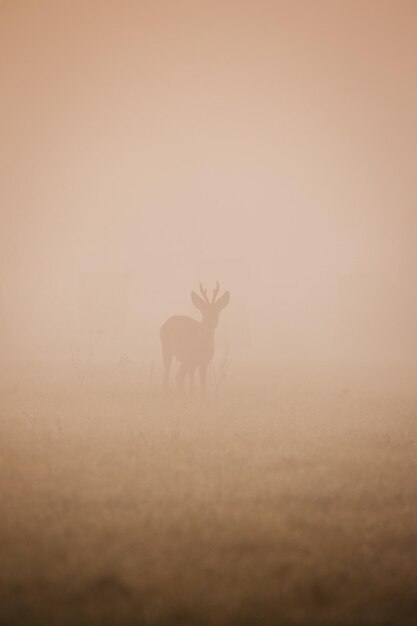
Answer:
[160, 282, 230, 394]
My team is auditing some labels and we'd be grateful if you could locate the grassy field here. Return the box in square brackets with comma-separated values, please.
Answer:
[1, 376, 416, 626]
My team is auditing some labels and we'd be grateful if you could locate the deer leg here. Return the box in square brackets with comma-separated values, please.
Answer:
[162, 349, 173, 388]
[199, 364, 208, 396]
[176, 362, 188, 391]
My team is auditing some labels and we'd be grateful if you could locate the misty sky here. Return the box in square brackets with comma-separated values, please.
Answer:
[1, 1, 416, 368]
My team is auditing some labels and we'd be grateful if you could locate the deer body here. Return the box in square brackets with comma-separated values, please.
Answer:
[160, 283, 229, 394]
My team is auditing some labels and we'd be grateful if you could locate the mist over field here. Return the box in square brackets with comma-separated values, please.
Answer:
[1, 1, 417, 625]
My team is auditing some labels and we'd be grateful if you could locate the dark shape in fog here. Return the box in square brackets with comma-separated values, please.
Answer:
[160, 282, 230, 394]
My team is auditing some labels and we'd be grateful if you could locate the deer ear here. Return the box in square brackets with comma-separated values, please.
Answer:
[216, 291, 230, 310]
[191, 291, 205, 310]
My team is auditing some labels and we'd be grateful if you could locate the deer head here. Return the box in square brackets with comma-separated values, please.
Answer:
[191, 281, 230, 330]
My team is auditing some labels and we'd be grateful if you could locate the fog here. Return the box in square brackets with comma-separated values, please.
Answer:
[2, 5, 417, 625]
[1, 0, 417, 388]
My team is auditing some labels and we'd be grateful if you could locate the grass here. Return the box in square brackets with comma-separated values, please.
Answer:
[0, 376, 416, 625]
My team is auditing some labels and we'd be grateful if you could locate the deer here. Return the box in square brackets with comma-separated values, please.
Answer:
[160, 282, 230, 394]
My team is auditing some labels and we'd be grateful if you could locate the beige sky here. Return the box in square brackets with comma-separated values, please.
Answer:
[1, 1, 416, 369]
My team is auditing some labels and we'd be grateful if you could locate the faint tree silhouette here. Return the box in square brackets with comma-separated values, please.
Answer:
[160, 282, 230, 395]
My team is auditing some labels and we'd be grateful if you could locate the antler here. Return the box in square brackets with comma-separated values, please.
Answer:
[199, 282, 210, 303]
[212, 280, 220, 303]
